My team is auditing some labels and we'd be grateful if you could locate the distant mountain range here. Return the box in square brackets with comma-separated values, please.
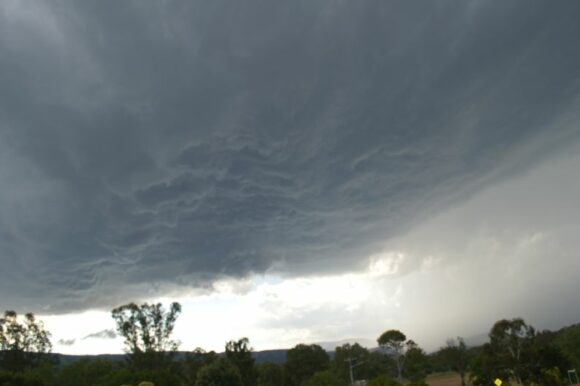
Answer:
[53, 325, 575, 367]
[53, 337, 377, 366]
[314, 338, 376, 352]
[54, 349, 290, 366]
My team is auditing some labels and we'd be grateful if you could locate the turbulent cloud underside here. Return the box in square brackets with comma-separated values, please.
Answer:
[0, 1, 580, 312]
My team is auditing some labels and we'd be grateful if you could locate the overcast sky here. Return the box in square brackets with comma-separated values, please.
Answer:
[1, 1, 580, 355]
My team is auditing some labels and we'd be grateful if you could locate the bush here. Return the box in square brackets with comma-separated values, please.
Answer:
[540, 367, 565, 386]
[0, 371, 45, 386]
[195, 358, 243, 386]
[406, 381, 428, 386]
[303, 370, 347, 386]
[367, 375, 401, 386]
[58, 358, 114, 386]
[256, 363, 284, 386]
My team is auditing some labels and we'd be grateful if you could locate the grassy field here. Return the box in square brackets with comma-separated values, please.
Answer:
[424, 373, 533, 386]
[425, 372, 471, 386]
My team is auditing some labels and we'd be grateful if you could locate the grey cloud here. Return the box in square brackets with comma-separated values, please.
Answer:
[58, 339, 76, 346]
[1, 1, 580, 312]
[374, 152, 580, 350]
[82, 329, 116, 340]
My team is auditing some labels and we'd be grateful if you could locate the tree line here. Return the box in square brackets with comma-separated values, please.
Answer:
[1, 303, 579, 386]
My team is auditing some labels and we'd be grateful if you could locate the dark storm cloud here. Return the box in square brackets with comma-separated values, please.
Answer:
[1, 1, 580, 312]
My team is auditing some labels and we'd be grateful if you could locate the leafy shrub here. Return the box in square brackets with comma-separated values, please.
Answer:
[406, 380, 429, 386]
[303, 370, 347, 386]
[367, 375, 401, 386]
[540, 367, 565, 386]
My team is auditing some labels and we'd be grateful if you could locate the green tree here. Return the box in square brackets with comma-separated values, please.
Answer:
[96, 366, 181, 386]
[0, 371, 45, 386]
[182, 348, 219, 385]
[366, 374, 401, 386]
[256, 362, 284, 386]
[58, 358, 115, 386]
[489, 318, 536, 385]
[285, 344, 329, 386]
[403, 341, 428, 382]
[554, 323, 580, 369]
[471, 318, 537, 386]
[365, 352, 394, 381]
[333, 343, 370, 384]
[538, 367, 565, 386]
[406, 381, 429, 386]
[438, 337, 469, 386]
[24, 360, 59, 386]
[529, 329, 571, 385]
[225, 338, 256, 386]
[377, 329, 412, 383]
[0, 311, 52, 372]
[303, 369, 346, 386]
[195, 358, 243, 386]
[111, 302, 181, 370]
[469, 343, 511, 386]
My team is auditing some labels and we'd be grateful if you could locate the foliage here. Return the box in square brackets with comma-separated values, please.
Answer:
[22, 361, 58, 386]
[403, 343, 428, 382]
[366, 351, 395, 380]
[2, 311, 579, 386]
[256, 362, 284, 386]
[554, 323, 580, 369]
[488, 318, 536, 385]
[225, 337, 256, 386]
[405, 381, 428, 386]
[285, 344, 329, 386]
[0, 361, 59, 386]
[539, 367, 565, 385]
[470, 342, 512, 386]
[377, 330, 407, 351]
[303, 369, 346, 386]
[92, 366, 182, 386]
[469, 319, 576, 386]
[530, 330, 572, 385]
[57, 358, 115, 386]
[111, 302, 181, 370]
[333, 343, 371, 384]
[194, 358, 243, 386]
[181, 348, 219, 385]
[437, 337, 468, 386]
[0, 311, 52, 372]
[0, 371, 45, 386]
[377, 330, 412, 382]
[367, 374, 401, 386]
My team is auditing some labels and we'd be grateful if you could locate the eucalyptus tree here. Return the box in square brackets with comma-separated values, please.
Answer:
[439, 337, 469, 386]
[111, 302, 181, 370]
[489, 318, 537, 385]
[377, 329, 415, 383]
[285, 344, 330, 386]
[225, 337, 256, 386]
[0, 310, 52, 372]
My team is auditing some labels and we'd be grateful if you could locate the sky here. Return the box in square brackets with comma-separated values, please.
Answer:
[1, 1, 580, 355]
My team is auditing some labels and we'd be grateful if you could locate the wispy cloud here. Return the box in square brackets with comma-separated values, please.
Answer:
[82, 329, 116, 340]
[57, 339, 76, 346]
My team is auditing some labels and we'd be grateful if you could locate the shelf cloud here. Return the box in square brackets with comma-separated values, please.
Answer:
[1, 0, 580, 314]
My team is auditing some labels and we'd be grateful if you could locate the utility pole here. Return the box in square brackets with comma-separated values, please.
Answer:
[345, 357, 364, 386]
[568, 369, 579, 385]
